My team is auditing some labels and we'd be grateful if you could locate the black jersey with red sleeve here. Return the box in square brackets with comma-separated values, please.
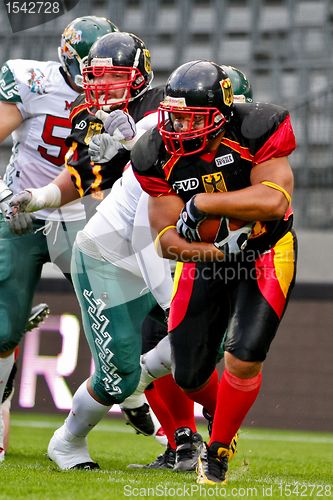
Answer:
[64, 87, 164, 213]
[131, 102, 297, 253]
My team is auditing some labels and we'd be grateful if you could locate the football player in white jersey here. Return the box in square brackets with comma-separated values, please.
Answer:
[0, 15, 118, 462]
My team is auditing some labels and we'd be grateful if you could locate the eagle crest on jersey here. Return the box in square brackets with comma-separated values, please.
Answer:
[202, 172, 227, 193]
[0, 64, 21, 102]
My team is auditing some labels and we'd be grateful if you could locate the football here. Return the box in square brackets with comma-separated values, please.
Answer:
[197, 216, 246, 242]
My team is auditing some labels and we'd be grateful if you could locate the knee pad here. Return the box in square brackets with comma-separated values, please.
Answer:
[142, 335, 171, 379]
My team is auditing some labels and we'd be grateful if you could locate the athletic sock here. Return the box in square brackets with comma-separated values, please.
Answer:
[0, 353, 15, 405]
[0, 353, 14, 456]
[184, 368, 218, 417]
[154, 374, 196, 433]
[64, 380, 111, 439]
[145, 379, 177, 449]
[209, 369, 262, 446]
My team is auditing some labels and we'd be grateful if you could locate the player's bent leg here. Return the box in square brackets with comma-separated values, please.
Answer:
[54, 244, 158, 470]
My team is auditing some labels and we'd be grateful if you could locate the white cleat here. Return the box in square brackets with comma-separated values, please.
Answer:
[0, 449, 4, 463]
[47, 425, 99, 470]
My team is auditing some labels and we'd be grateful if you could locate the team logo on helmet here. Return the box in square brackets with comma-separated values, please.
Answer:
[63, 27, 82, 45]
[143, 49, 152, 75]
[220, 78, 233, 107]
[202, 172, 227, 193]
[162, 96, 187, 107]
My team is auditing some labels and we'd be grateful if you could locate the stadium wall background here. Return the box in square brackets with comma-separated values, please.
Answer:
[11, 279, 333, 433]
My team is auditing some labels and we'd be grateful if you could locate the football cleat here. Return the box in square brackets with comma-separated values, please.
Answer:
[202, 408, 239, 461]
[47, 425, 99, 470]
[127, 445, 176, 469]
[173, 427, 203, 472]
[196, 442, 229, 485]
[25, 303, 50, 332]
[122, 402, 155, 436]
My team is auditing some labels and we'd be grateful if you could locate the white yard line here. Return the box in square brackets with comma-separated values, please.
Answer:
[10, 418, 333, 443]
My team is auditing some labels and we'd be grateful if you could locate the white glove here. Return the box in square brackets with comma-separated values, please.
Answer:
[214, 218, 254, 256]
[0, 180, 35, 235]
[95, 109, 137, 150]
[88, 133, 122, 163]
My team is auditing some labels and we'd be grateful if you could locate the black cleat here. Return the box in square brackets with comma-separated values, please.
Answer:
[122, 403, 154, 436]
[173, 427, 203, 472]
[25, 303, 50, 332]
[70, 461, 100, 470]
[202, 408, 239, 461]
[127, 445, 176, 469]
[196, 442, 229, 484]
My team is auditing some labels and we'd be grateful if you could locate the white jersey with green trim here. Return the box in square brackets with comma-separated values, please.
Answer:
[0, 59, 85, 221]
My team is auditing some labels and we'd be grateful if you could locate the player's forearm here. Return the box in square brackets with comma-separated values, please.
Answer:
[52, 168, 80, 205]
[157, 228, 223, 262]
[194, 184, 289, 221]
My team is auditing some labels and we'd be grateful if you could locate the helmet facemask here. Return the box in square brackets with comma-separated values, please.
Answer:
[58, 43, 87, 88]
[83, 60, 145, 111]
[158, 99, 226, 156]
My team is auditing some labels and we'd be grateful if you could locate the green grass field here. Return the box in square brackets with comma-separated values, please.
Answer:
[0, 412, 332, 500]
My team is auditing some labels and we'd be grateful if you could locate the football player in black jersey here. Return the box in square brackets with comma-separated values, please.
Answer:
[64, 31, 164, 219]
[132, 60, 297, 484]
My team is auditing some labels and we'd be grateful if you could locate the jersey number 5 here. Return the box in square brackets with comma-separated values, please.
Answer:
[38, 115, 71, 167]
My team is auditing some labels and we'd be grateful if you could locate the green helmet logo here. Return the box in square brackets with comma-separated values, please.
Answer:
[58, 16, 119, 88]
[222, 65, 253, 103]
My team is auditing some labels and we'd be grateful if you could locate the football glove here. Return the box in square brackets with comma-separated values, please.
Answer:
[95, 109, 137, 150]
[88, 133, 122, 163]
[0, 180, 34, 235]
[176, 195, 206, 242]
[214, 218, 253, 256]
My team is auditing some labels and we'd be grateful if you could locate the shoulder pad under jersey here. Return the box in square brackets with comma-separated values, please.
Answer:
[234, 102, 289, 141]
[69, 93, 89, 121]
[131, 126, 164, 172]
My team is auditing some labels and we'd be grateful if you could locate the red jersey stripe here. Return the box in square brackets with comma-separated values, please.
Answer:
[254, 115, 296, 165]
[221, 137, 254, 162]
[169, 262, 197, 331]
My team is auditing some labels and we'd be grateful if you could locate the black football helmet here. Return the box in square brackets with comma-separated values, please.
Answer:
[58, 16, 119, 88]
[158, 60, 234, 156]
[82, 32, 153, 110]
